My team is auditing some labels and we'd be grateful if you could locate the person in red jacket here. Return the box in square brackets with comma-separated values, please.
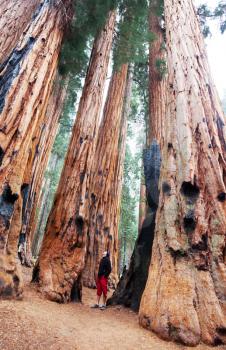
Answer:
[91, 251, 111, 310]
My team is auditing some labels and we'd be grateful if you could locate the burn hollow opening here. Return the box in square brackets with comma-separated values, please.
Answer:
[217, 192, 226, 202]
[180, 181, 200, 201]
[75, 216, 84, 235]
[0, 146, 4, 166]
[70, 277, 82, 303]
[216, 327, 226, 336]
[213, 337, 224, 346]
[2, 184, 19, 204]
[162, 182, 171, 195]
[191, 233, 208, 251]
[183, 210, 196, 234]
[184, 217, 196, 233]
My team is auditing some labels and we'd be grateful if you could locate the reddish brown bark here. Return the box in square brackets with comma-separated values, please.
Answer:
[111, 67, 133, 283]
[34, 12, 116, 302]
[0, 0, 69, 299]
[148, 4, 166, 148]
[82, 64, 129, 288]
[22, 74, 68, 264]
[0, 0, 40, 64]
[108, 3, 166, 312]
[139, 0, 226, 346]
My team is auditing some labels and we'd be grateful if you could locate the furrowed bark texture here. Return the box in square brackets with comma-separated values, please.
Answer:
[148, 6, 166, 149]
[111, 67, 133, 284]
[22, 74, 68, 264]
[108, 4, 166, 311]
[82, 64, 129, 288]
[0, 0, 67, 299]
[32, 154, 59, 258]
[34, 12, 116, 303]
[0, 0, 40, 64]
[139, 0, 226, 346]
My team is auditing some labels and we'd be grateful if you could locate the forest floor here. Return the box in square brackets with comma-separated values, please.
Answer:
[0, 267, 225, 350]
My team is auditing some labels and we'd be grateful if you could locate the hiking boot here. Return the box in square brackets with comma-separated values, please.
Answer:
[99, 305, 107, 310]
[91, 304, 99, 308]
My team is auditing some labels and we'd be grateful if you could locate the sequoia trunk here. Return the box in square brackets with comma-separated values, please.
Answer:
[82, 64, 130, 288]
[147, 5, 166, 148]
[108, 2, 166, 311]
[22, 73, 68, 265]
[34, 12, 116, 302]
[0, 0, 69, 299]
[139, 0, 226, 346]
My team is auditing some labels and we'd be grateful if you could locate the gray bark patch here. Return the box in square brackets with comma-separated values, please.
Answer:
[0, 36, 36, 113]
[143, 140, 161, 209]
[0, 185, 19, 230]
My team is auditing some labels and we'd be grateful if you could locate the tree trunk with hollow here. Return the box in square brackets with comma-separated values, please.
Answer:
[33, 11, 116, 303]
[139, 0, 226, 346]
[108, 2, 166, 311]
[0, 0, 69, 299]
[82, 64, 130, 288]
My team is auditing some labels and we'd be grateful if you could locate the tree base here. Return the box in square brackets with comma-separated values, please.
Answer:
[32, 262, 83, 303]
[0, 252, 23, 299]
[107, 212, 155, 311]
[71, 275, 82, 303]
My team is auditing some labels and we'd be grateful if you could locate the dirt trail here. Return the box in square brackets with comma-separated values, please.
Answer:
[0, 267, 225, 350]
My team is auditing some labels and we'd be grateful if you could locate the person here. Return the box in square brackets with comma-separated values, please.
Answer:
[92, 251, 111, 310]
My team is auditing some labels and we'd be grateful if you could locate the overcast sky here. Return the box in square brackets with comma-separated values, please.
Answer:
[194, 0, 226, 98]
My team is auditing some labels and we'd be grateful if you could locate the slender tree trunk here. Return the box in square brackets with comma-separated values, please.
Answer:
[108, 2, 166, 311]
[31, 154, 60, 257]
[111, 66, 133, 283]
[22, 74, 68, 265]
[139, 0, 226, 346]
[0, 0, 40, 64]
[123, 231, 126, 268]
[32, 178, 51, 258]
[82, 63, 129, 288]
[34, 11, 116, 302]
[0, 0, 69, 299]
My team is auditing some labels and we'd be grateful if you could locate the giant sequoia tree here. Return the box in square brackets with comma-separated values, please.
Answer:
[139, 0, 226, 346]
[0, 0, 71, 298]
[108, 0, 166, 311]
[34, 11, 116, 302]
[82, 64, 130, 288]
[82, 0, 152, 288]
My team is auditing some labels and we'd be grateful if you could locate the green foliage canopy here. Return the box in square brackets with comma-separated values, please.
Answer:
[197, 1, 226, 37]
